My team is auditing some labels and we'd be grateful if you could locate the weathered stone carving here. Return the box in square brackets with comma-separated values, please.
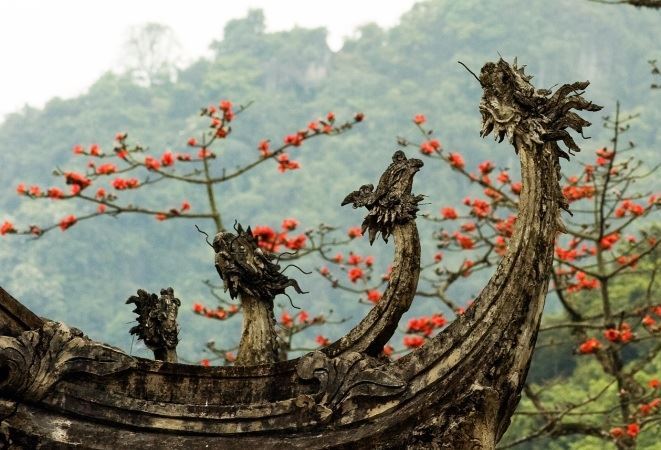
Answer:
[0, 59, 603, 449]
[478, 58, 602, 212]
[127, 287, 180, 362]
[342, 150, 424, 244]
[297, 351, 406, 416]
[213, 222, 305, 365]
[0, 321, 135, 402]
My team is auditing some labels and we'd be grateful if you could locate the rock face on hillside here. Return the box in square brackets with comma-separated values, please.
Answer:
[0, 59, 600, 449]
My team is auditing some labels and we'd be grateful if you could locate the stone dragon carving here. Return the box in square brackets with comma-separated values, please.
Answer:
[213, 222, 305, 365]
[0, 59, 603, 449]
[126, 287, 180, 362]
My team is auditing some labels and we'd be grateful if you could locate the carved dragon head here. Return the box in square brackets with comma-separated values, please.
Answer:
[342, 150, 424, 244]
[478, 59, 602, 211]
[213, 222, 305, 300]
[126, 287, 180, 353]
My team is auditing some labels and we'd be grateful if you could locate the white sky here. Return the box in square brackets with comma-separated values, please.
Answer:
[0, 0, 418, 120]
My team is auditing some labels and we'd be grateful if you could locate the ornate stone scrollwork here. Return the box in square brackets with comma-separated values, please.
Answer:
[0, 321, 136, 402]
[342, 150, 424, 244]
[296, 351, 406, 417]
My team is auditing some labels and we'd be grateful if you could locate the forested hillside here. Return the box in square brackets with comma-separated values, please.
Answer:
[1, 3, 659, 447]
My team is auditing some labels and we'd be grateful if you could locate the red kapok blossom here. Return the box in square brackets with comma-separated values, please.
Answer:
[187, 137, 197, 147]
[280, 312, 293, 328]
[89, 144, 102, 156]
[578, 337, 601, 354]
[161, 151, 175, 167]
[626, 423, 640, 438]
[448, 152, 465, 170]
[200, 359, 210, 367]
[478, 160, 495, 175]
[193, 303, 204, 313]
[604, 328, 620, 342]
[441, 207, 458, 220]
[347, 253, 363, 265]
[642, 315, 656, 327]
[403, 335, 425, 348]
[96, 163, 117, 175]
[65, 172, 92, 190]
[16, 183, 26, 195]
[413, 114, 426, 125]
[97, 204, 107, 214]
[277, 153, 301, 173]
[316, 335, 330, 346]
[364, 255, 375, 267]
[72, 144, 84, 155]
[258, 139, 271, 158]
[649, 379, 660, 389]
[366, 290, 382, 304]
[1, 221, 16, 236]
[59, 215, 77, 231]
[609, 427, 624, 438]
[348, 267, 364, 283]
[511, 182, 522, 195]
[284, 133, 304, 147]
[382, 344, 394, 356]
[348, 226, 362, 239]
[281, 218, 299, 231]
[144, 156, 161, 171]
[181, 201, 191, 212]
[285, 234, 306, 250]
[319, 266, 330, 276]
[47, 187, 65, 199]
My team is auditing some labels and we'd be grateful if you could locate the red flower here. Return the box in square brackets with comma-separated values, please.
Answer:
[308, 121, 320, 132]
[277, 153, 301, 172]
[316, 335, 330, 346]
[280, 312, 293, 328]
[72, 144, 84, 154]
[298, 310, 309, 324]
[225, 352, 236, 363]
[609, 427, 624, 438]
[348, 227, 362, 239]
[511, 182, 522, 195]
[461, 221, 476, 232]
[284, 133, 304, 147]
[155, 213, 168, 221]
[1, 221, 16, 236]
[403, 335, 425, 348]
[470, 199, 490, 218]
[219, 100, 232, 112]
[626, 423, 639, 438]
[181, 201, 191, 212]
[285, 234, 306, 250]
[642, 315, 656, 327]
[96, 163, 117, 175]
[193, 303, 204, 313]
[600, 232, 620, 250]
[382, 344, 394, 356]
[161, 151, 175, 167]
[65, 172, 92, 190]
[187, 137, 197, 147]
[497, 171, 510, 184]
[281, 218, 299, 231]
[364, 256, 375, 266]
[258, 139, 271, 157]
[58, 215, 77, 231]
[200, 359, 210, 367]
[603, 328, 620, 342]
[453, 232, 475, 250]
[144, 156, 160, 171]
[441, 207, 458, 219]
[112, 178, 139, 190]
[478, 160, 495, 175]
[27, 186, 42, 196]
[97, 204, 107, 214]
[348, 267, 364, 283]
[434, 252, 443, 262]
[47, 187, 65, 199]
[115, 132, 126, 141]
[89, 144, 102, 156]
[319, 266, 330, 276]
[578, 337, 601, 354]
[649, 379, 660, 389]
[16, 183, 26, 195]
[448, 152, 465, 170]
[413, 114, 426, 125]
[431, 314, 447, 328]
[366, 290, 382, 304]
[348, 253, 363, 265]
[333, 253, 343, 263]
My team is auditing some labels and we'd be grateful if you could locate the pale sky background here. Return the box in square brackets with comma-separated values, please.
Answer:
[0, 0, 418, 121]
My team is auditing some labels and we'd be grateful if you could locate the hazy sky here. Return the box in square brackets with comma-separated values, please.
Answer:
[0, 0, 417, 120]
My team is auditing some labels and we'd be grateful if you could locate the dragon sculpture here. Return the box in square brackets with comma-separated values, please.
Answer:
[0, 58, 602, 449]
